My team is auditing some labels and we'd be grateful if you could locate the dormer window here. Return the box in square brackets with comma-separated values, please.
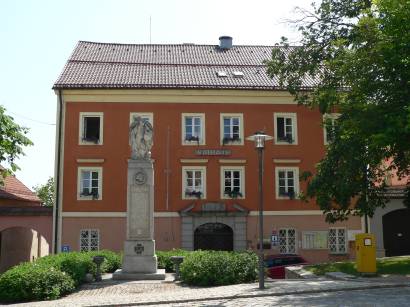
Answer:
[216, 71, 228, 77]
[232, 71, 244, 78]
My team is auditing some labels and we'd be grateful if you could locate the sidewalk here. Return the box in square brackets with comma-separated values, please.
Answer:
[13, 274, 410, 307]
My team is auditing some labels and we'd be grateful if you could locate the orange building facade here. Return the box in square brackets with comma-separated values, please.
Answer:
[53, 39, 363, 263]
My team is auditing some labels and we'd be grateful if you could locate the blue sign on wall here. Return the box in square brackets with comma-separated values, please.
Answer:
[61, 245, 70, 253]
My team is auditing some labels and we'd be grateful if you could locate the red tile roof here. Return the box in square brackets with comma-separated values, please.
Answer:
[53, 41, 317, 90]
[0, 174, 41, 204]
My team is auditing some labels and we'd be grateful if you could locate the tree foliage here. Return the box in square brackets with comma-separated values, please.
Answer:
[0, 105, 33, 180]
[266, 0, 410, 222]
[33, 177, 55, 207]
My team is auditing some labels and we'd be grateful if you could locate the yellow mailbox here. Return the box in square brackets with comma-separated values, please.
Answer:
[355, 233, 376, 274]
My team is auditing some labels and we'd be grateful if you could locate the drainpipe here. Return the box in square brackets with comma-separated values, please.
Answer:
[53, 89, 63, 254]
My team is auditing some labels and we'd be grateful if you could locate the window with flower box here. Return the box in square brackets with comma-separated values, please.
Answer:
[182, 113, 205, 145]
[182, 166, 206, 199]
[79, 112, 103, 145]
[221, 166, 245, 199]
[275, 167, 299, 199]
[274, 113, 298, 145]
[77, 167, 102, 200]
[220, 113, 244, 145]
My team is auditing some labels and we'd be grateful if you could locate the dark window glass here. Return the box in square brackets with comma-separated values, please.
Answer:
[277, 117, 285, 138]
[83, 117, 100, 143]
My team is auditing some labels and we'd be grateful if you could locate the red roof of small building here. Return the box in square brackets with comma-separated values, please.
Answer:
[0, 174, 41, 204]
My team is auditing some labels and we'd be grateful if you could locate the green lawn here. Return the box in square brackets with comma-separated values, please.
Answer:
[306, 256, 410, 276]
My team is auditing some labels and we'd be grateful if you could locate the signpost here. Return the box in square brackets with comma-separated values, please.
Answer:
[271, 233, 278, 246]
[61, 245, 70, 253]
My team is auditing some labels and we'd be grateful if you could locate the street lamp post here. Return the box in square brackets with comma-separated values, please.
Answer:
[246, 131, 273, 290]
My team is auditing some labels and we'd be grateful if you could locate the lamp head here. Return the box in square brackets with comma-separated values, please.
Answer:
[246, 131, 273, 148]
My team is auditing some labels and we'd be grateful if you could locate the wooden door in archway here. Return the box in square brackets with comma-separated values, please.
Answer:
[194, 223, 233, 251]
[383, 208, 410, 256]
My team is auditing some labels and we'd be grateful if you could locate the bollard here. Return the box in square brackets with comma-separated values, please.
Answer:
[92, 255, 105, 282]
[170, 256, 184, 281]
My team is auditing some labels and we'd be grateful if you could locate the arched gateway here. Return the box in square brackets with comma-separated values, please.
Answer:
[194, 223, 233, 251]
[383, 208, 410, 256]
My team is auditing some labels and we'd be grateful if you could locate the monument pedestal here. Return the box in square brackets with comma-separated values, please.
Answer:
[113, 159, 165, 281]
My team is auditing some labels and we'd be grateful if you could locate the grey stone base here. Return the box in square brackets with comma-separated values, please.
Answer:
[122, 255, 158, 273]
[121, 240, 158, 273]
[112, 269, 166, 280]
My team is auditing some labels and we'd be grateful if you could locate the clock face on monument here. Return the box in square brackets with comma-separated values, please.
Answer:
[134, 169, 147, 185]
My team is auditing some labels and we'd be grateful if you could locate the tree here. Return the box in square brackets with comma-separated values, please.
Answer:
[33, 177, 55, 207]
[265, 0, 410, 222]
[0, 105, 33, 180]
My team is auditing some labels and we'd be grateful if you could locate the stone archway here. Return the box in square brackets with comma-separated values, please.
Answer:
[194, 223, 233, 251]
[383, 208, 410, 256]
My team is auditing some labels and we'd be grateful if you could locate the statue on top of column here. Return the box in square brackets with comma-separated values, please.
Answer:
[129, 115, 153, 160]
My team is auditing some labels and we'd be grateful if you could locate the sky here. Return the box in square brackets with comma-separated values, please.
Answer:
[0, 0, 313, 189]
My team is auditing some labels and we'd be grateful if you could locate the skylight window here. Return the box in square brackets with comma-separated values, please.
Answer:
[217, 71, 228, 77]
[232, 71, 244, 78]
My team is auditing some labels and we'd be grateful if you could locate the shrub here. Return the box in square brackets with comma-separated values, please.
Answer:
[180, 250, 257, 286]
[157, 249, 190, 272]
[0, 262, 75, 303]
[36, 252, 94, 286]
[0, 250, 123, 303]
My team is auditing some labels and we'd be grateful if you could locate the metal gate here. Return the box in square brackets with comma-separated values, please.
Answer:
[383, 208, 410, 256]
[194, 223, 233, 251]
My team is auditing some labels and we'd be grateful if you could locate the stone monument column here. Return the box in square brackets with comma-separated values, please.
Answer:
[113, 116, 165, 280]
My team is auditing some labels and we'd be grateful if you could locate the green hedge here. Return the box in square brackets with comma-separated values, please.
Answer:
[157, 249, 191, 272]
[180, 250, 257, 286]
[0, 262, 75, 303]
[0, 250, 122, 303]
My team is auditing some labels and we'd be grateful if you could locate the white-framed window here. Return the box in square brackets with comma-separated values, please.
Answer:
[275, 167, 299, 199]
[80, 229, 99, 251]
[129, 112, 154, 126]
[182, 166, 206, 199]
[221, 166, 245, 199]
[220, 113, 244, 145]
[328, 228, 347, 254]
[323, 113, 340, 144]
[302, 231, 328, 249]
[182, 113, 205, 145]
[279, 228, 297, 254]
[274, 113, 298, 145]
[79, 112, 103, 145]
[77, 167, 103, 200]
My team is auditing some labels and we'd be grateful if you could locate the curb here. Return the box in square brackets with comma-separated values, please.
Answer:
[94, 283, 410, 307]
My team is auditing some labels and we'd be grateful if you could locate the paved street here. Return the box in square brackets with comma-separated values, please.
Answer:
[168, 287, 410, 306]
[13, 274, 410, 307]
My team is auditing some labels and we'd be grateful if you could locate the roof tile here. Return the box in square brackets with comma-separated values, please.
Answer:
[54, 41, 315, 90]
[0, 175, 41, 204]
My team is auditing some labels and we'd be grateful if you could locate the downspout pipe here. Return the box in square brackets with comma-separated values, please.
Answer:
[53, 89, 63, 254]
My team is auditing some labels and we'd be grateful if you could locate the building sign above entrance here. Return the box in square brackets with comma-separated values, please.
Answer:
[195, 149, 231, 156]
